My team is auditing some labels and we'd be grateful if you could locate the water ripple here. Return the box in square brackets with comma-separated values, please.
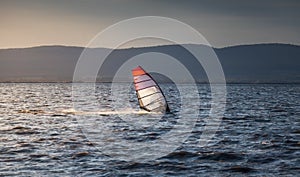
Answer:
[0, 83, 299, 176]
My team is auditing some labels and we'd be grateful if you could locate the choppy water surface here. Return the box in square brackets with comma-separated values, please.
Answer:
[0, 83, 299, 176]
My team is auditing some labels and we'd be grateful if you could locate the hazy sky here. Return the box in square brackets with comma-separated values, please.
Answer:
[1, 0, 300, 48]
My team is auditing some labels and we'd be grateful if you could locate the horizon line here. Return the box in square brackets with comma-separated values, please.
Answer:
[0, 42, 299, 50]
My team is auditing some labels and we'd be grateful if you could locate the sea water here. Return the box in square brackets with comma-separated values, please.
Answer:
[0, 83, 299, 176]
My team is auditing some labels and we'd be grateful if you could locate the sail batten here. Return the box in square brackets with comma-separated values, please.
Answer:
[131, 66, 170, 112]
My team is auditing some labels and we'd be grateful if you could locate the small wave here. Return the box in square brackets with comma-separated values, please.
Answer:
[17, 109, 47, 114]
[72, 151, 91, 158]
[29, 154, 49, 158]
[12, 125, 31, 130]
[224, 165, 254, 173]
[163, 151, 199, 160]
[198, 151, 245, 161]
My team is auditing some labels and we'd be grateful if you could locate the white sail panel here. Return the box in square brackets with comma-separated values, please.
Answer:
[139, 92, 162, 106]
[145, 101, 165, 111]
[135, 80, 156, 90]
[137, 86, 160, 98]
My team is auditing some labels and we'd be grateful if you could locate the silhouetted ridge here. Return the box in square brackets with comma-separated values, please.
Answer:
[0, 43, 299, 83]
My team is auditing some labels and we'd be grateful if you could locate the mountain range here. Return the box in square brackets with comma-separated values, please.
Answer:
[0, 44, 299, 83]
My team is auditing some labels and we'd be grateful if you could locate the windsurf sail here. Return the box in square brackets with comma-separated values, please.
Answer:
[131, 66, 170, 112]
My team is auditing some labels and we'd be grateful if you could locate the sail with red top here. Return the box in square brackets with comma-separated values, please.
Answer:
[132, 66, 170, 112]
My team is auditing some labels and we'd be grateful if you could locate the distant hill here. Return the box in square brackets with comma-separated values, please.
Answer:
[215, 44, 300, 83]
[0, 44, 299, 83]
